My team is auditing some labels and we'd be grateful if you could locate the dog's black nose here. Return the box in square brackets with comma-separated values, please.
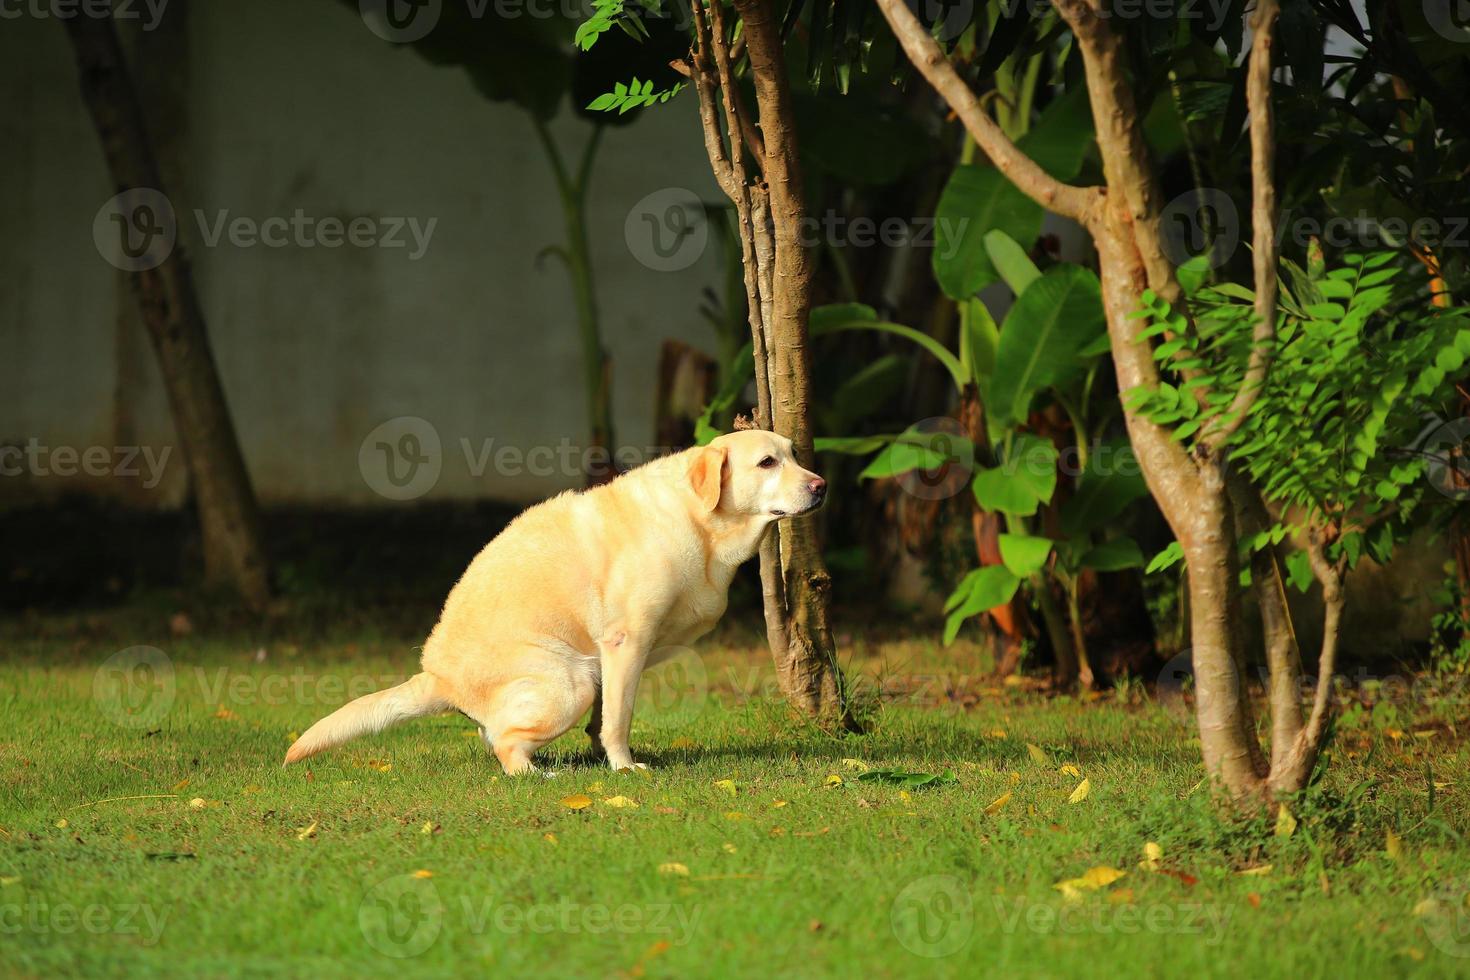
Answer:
[808, 477, 827, 497]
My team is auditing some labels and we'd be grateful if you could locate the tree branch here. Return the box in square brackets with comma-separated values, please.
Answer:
[1207, 0, 1280, 449]
[874, 0, 1096, 224]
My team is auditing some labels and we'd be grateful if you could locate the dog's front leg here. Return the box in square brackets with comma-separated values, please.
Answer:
[597, 627, 650, 771]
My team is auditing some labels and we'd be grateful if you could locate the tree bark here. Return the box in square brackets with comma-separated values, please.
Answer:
[686, 0, 855, 727]
[67, 7, 270, 610]
[877, 0, 1313, 804]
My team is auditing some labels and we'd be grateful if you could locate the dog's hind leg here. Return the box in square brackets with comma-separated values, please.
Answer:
[584, 682, 606, 761]
[477, 665, 596, 776]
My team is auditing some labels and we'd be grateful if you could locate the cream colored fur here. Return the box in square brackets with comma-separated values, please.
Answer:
[284, 430, 825, 774]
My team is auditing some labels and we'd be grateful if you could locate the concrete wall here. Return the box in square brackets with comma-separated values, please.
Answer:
[1, 0, 725, 506]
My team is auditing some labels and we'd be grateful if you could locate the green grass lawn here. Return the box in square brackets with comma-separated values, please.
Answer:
[2, 610, 1468, 978]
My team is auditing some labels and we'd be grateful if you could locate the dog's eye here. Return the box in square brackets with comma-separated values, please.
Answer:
[758, 456, 778, 469]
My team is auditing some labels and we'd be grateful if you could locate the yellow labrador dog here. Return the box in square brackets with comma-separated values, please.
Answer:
[284, 429, 826, 774]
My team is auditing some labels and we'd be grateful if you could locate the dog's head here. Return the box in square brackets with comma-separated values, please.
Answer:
[689, 430, 827, 519]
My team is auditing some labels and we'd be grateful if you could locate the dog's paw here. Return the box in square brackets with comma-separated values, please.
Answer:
[610, 761, 649, 773]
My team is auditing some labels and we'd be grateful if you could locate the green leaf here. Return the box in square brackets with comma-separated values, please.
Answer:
[858, 440, 948, 480]
[855, 769, 959, 788]
[1057, 445, 1150, 537]
[984, 230, 1041, 296]
[1284, 551, 1315, 593]
[1015, 88, 1094, 181]
[1145, 541, 1185, 574]
[943, 566, 1022, 645]
[999, 534, 1054, 577]
[812, 315, 966, 390]
[960, 298, 1001, 392]
[932, 165, 1042, 299]
[972, 435, 1058, 516]
[989, 265, 1107, 427]
[1080, 537, 1146, 571]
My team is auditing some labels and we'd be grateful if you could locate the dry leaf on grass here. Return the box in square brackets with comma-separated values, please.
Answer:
[1054, 866, 1127, 901]
[713, 779, 738, 796]
[984, 792, 1012, 815]
[1067, 778, 1091, 804]
[657, 862, 690, 877]
[559, 794, 593, 810]
[603, 796, 639, 809]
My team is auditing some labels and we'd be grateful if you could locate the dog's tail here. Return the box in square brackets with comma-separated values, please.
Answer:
[283, 671, 452, 765]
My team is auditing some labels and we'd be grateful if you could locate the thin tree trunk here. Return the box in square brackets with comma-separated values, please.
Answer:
[66, 7, 269, 610]
[878, 0, 1303, 804]
[686, 0, 855, 727]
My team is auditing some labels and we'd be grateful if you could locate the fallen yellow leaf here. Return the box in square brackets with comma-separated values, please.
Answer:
[296, 820, 318, 841]
[1054, 866, 1126, 901]
[603, 796, 639, 809]
[1274, 805, 1297, 839]
[988, 729, 1007, 739]
[54, 819, 68, 829]
[411, 869, 433, 879]
[898, 790, 912, 805]
[1008, 771, 1022, 785]
[984, 791, 1012, 815]
[1385, 829, 1402, 861]
[1237, 864, 1273, 877]
[722, 843, 737, 854]
[841, 758, 869, 772]
[658, 862, 690, 876]
[172, 779, 190, 791]
[543, 833, 558, 845]
[1140, 841, 1163, 871]
[1059, 764, 1082, 778]
[713, 779, 738, 796]
[724, 812, 747, 821]
[420, 821, 435, 835]
[188, 798, 206, 810]
[1067, 778, 1091, 804]
[1026, 744, 1049, 765]
[771, 800, 788, 809]
[560, 794, 593, 810]
[824, 774, 843, 788]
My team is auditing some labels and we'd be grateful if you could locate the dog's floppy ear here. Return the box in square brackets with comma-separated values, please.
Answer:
[688, 444, 727, 511]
